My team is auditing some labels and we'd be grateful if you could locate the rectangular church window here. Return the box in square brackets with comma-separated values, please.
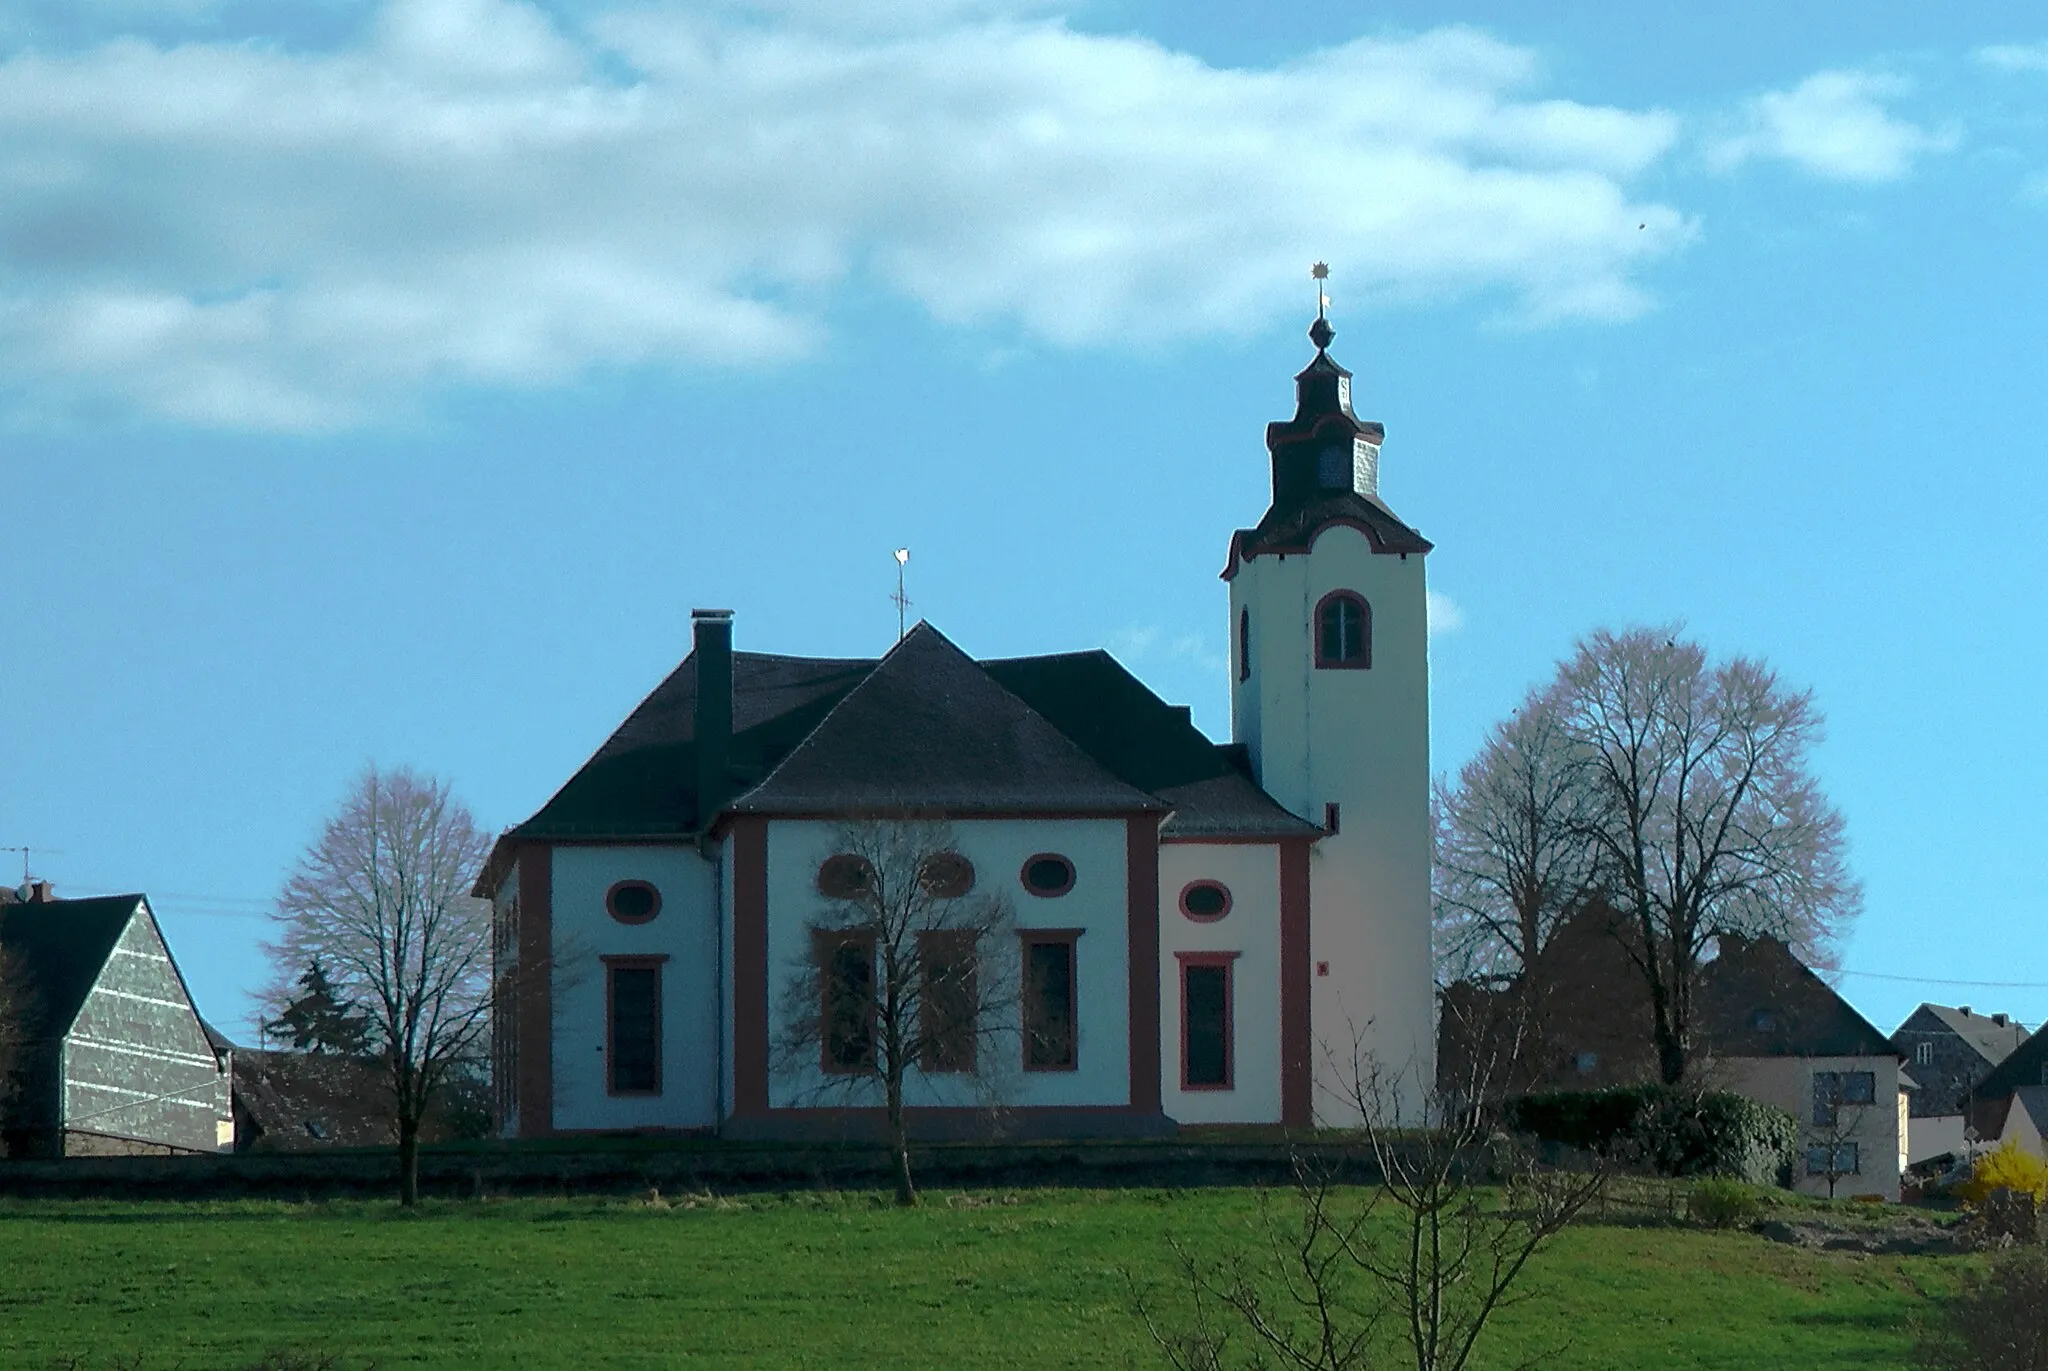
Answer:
[1023, 935, 1077, 1070]
[605, 958, 663, 1096]
[1181, 957, 1234, 1090]
[918, 930, 978, 1074]
[817, 931, 876, 1073]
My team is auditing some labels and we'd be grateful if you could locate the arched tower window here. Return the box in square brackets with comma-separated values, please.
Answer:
[1314, 591, 1371, 669]
[1237, 608, 1251, 682]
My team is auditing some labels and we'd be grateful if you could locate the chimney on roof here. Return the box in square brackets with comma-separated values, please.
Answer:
[693, 610, 734, 831]
[13, 878, 54, 903]
[1960, 1006, 1972, 1017]
[1993, 1013, 2009, 1027]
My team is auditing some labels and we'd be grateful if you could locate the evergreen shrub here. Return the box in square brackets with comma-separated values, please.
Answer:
[1505, 1086, 1798, 1185]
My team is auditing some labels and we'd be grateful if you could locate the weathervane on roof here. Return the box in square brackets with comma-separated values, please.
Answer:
[1309, 261, 1335, 351]
[892, 548, 911, 643]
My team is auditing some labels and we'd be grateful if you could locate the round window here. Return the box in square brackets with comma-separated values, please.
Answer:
[605, 880, 661, 924]
[918, 852, 975, 898]
[817, 854, 876, 899]
[1179, 880, 1232, 922]
[1020, 854, 1075, 898]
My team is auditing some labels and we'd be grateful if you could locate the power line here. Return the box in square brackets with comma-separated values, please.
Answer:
[1838, 968, 2048, 990]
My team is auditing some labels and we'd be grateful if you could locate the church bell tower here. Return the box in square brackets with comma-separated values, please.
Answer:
[1223, 281, 1436, 1122]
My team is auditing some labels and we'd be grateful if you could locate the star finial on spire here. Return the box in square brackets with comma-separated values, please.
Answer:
[1308, 262, 1335, 350]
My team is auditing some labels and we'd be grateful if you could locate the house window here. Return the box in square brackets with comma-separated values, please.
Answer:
[1812, 1070, 1876, 1125]
[918, 852, 975, 899]
[1314, 591, 1371, 669]
[1805, 1143, 1860, 1176]
[1020, 853, 1075, 898]
[604, 956, 665, 1096]
[1914, 1041, 1933, 1067]
[818, 854, 875, 900]
[1574, 1052, 1598, 1075]
[1749, 1009, 1776, 1033]
[1178, 880, 1232, 922]
[816, 930, 876, 1073]
[917, 930, 977, 1074]
[605, 879, 661, 925]
[1237, 608, 1250, 682]
[1022, 933, 1079, 1070]
[1179, 953, 1236, 1090]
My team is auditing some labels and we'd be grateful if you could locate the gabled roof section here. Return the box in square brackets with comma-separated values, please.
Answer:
[984, 650, 1323, 840]
[1973, 1027, 2047, 1107]
[1908, 1003, 2031, 1066]
[509, 651, 876, 841]
[731, 623, 1166, 816]
[1697, 934, 1898, 1060]
[0, 895, 143, 1042]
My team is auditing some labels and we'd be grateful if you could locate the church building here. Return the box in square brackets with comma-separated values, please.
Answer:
[477, 309, 1435, 1137]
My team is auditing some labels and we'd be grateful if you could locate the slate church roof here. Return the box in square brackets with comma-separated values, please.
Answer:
[492, 621, 1319, 875]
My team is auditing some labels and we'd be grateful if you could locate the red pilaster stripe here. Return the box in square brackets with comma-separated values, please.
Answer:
[516, 844, 554, 1137]
[1279, 838, 1312, 1129]
[1126, 816, 1162, 1115]
[730, 817, 771, 1118]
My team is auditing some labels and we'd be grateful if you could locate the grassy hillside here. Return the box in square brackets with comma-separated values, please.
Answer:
[0, 1189, 1958, 1369]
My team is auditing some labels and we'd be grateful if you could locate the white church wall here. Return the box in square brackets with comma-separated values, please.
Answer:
[1231, 525, 1435, 1123]
[549, 844, 719, 1132]
[763, 816, 1132, 1112]
[1158, 842, 1283, 1125]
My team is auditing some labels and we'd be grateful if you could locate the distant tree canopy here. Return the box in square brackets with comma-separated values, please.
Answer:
[269, 957, 373, 1057]
[1434, 625, 1861, 1085]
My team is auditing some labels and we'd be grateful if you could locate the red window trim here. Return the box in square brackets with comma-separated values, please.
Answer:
[815, 928, 877, 1076]
[602, 954, 668, 1098]
[817, 853, 876, 900]
[1177, 951, 1239, 1092]
[1020, 928, 1084, 1073]
[1312, 590, 1372, 670]
[1019, 852, 1076, 898]
[1177, 880, 1233, 923]
[604, 879, 662, 925]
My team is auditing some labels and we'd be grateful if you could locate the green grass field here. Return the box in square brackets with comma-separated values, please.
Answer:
[0, 1188, 1961, 1369]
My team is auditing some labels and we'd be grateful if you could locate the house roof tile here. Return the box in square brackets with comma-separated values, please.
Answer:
[0, 895, 142, 1042]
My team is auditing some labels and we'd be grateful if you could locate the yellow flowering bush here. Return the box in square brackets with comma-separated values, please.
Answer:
[1955, 1139, 2048, 1208]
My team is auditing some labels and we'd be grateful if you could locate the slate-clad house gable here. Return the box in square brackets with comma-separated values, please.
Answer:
[480, 307, 1436, 1138]
[0, 893, 231, 1157]
[1892, 1003, 2028, 1117]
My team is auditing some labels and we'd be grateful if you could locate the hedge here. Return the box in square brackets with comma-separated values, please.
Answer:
[1505, 1086, 1799, 1186]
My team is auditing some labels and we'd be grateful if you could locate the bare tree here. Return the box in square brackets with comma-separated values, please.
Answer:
[266, 765, 494, 1205]
[1136, 1043, 1605, 1371]
[1551, 627, 1860, 1085]
[1805, 1069, 1878, 1200]
[773, 817, 1018, 1207]
[1433, 688, 1603, 989]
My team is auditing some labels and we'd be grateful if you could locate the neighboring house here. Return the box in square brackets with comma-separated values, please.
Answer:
[1890, 1003, 2028, 1164]
[0, 884, 231, 1157]
[1970, 1027, 2048, 1158]
[478, 310, 1437, 1139]
[231, 1048, 396, 1151]
[1997, 1087, 2048, 1160]
[1440, 914, 1908, 1200]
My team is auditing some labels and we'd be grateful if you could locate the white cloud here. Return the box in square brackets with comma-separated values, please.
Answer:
[1106, 625, 1228, 677]
[1426, 589, 1464, 637]
[0, 0, 1691, 430]
[1706, 70, 1954, 183]
[1976, 43, 2048, 74]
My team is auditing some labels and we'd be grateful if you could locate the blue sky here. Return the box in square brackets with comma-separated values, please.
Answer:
[3, 0, 2044, 1043]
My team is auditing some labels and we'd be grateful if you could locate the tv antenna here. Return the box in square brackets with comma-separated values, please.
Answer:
[0, 846, 58, 883]
[891, 548, 912, 642]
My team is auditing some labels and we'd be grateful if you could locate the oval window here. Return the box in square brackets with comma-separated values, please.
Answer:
[1179, 881, 1231, 922]
[918, 852, 975, 899]
[817, 854, 875, 899]
[605, 880, 661, 924]
[1020, 854, 1075, 898]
